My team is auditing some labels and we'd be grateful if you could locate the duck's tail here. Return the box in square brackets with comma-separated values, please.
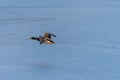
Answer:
[30, 36, 39, 40]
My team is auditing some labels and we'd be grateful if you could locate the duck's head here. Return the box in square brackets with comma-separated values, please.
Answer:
[30, 36, 38, 40]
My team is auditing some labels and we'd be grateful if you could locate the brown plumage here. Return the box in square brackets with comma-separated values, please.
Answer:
[31, 32, 56, 44]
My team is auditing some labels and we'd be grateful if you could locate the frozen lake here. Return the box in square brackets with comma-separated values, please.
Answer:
[0, 0, 120, 80]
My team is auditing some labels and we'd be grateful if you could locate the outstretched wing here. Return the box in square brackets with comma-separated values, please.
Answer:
[44, 32, 56, 39]
[40, 40, 44, 44]
[38, 36, 44, 44]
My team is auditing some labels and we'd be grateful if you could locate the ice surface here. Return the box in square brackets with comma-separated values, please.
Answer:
[0, 0, 120, 80]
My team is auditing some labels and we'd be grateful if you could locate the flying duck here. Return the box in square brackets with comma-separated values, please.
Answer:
[30, 32, 56, 44]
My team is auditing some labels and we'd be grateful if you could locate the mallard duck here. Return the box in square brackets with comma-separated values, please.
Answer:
[31, 32, 56, 44]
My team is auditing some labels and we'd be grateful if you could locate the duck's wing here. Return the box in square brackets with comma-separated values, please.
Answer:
[44, 32, 56, 39]
[40, 40, 44, 44]
[39, 36, 44, 44]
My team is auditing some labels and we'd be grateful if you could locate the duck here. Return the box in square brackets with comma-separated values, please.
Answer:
[30, 32, 56, 44]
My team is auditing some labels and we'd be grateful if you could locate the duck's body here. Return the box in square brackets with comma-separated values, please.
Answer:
[31, 32, 56, 44]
